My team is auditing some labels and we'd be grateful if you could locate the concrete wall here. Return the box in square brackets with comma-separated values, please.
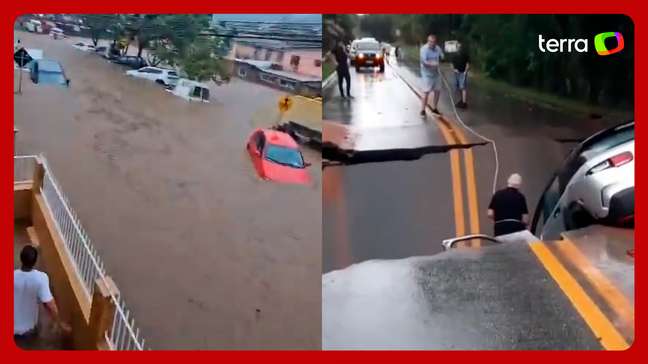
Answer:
[284, 49, 321, 77]
[14, 183, 32, 220]
[234, 63, 321, 98]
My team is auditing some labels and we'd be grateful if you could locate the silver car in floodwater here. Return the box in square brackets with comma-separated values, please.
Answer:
[532, 121, 634, 240]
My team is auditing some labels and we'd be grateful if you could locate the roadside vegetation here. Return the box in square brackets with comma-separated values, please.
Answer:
[322, 60, 335, 80]
[81, 14, 230, 82]
[325, 14, 634, 111]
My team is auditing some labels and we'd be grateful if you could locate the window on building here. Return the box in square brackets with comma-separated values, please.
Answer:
[290, 55, 300, 71]
[265, 50, 272, 61]
[279, 79, 296, 90]
[259, 73, 275, 83]
[314, 59, 322, 67]
[275, 51, 285, 63]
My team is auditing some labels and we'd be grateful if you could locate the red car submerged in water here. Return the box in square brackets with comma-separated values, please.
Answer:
[246, 128, 311, 185]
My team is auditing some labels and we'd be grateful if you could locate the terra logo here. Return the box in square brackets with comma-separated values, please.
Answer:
[594, 32, 625, 56]
[538, 32, 624, 56]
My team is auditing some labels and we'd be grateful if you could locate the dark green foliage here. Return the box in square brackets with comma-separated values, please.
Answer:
[357, 14, 634, 108]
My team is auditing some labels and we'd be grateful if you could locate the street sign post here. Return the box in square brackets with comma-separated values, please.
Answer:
[14, 48, 33, 94]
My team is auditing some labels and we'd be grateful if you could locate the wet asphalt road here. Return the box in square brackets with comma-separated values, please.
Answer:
[14, 31, 321, 349]
[323, 58, 631, 274]
[323, 226, 635, 350]
[323, 232, 603, 350]
[323, 65, 460, 273]
[323, 67, 452, 151]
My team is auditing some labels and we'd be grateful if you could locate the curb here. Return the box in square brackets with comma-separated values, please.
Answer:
[322, 70, 337, 90]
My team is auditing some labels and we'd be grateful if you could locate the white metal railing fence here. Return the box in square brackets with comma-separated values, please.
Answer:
[13, 155, 38, 183]
[16, 155, 146, 350]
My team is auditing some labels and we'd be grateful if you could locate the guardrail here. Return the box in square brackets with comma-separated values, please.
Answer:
[15, 155, 146, 350]
[14, 154, 38, 183]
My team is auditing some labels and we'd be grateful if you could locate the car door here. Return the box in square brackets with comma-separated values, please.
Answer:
[149, 68, 163, 82]
[142, 67, 156, 80]
[134, 67, 147, 79]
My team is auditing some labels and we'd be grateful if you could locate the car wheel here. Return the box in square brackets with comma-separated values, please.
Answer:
[564, 201, 595, 230]
[155, 79, 165, 85]
[355, 65, 360, 72]
[379, 64, 385, 73]
[606, 187, 634, 227]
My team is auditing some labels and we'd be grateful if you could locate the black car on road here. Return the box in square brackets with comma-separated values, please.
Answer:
[112, 55, 147, 69]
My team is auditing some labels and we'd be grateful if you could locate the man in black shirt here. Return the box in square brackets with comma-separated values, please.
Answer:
[487, 173, 529, 236]
[451, 44, 470, 108]
[331, 40, 352, 99]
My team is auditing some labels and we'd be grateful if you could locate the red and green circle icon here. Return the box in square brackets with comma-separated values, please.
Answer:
[594, 32, 624, 56]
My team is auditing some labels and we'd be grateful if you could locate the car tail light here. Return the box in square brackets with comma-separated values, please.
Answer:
[376, 53, 382, 59]
[358, 53, 365, 59]
[587, 151, 633, 175]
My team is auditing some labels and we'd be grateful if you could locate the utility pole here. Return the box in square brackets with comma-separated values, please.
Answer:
[18, 52, 24, 94]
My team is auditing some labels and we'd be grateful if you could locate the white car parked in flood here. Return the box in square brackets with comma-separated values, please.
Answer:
[126, 66, 179, 86]
[72, 42, 95, 52]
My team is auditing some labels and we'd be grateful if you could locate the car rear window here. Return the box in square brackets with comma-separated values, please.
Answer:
[558, 122, 634, 193]
[581, 124, 634, 155]
[357, 42, 380, 51]
[168, 71, 178, 77]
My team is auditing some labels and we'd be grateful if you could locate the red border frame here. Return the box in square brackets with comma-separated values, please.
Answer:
[3, 1, 643, 361]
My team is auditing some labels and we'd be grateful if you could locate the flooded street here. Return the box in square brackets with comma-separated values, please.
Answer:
[14, 31, 321, 349]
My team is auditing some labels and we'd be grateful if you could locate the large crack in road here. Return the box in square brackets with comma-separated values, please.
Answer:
[322, 140, 488, 167]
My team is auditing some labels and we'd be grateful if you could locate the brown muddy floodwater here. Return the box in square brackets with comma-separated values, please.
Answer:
[13, 31, 321, 349]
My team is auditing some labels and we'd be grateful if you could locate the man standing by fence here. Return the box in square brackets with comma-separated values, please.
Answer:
[14, 245, 71, 349]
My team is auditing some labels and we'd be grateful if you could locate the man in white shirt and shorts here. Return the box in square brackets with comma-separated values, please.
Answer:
[14, 245, 70, 349]
[420, 34, 445, 116]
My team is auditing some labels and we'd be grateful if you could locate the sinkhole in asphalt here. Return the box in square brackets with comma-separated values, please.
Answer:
[322, 141, 488, 167]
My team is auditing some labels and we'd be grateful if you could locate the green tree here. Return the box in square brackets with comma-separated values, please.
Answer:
[81, 14, 116, 46]
[323, 14, 358, 50]
[178, 38, 227, 82]
[381, 14, 633, 108]
[147, 15, 227, 82]
[359, 14, 395, 42]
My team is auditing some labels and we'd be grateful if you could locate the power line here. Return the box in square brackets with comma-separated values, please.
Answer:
[216, 20, 322, 26]
[199, 31, 321, 44]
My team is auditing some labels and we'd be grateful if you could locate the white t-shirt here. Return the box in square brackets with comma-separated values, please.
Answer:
[14, 269, 53, 335]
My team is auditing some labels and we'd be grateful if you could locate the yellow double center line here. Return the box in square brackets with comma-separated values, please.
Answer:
[529, 240, 631, 350]
[434, 116, 481, 245]
[391, 65, 482, 243]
